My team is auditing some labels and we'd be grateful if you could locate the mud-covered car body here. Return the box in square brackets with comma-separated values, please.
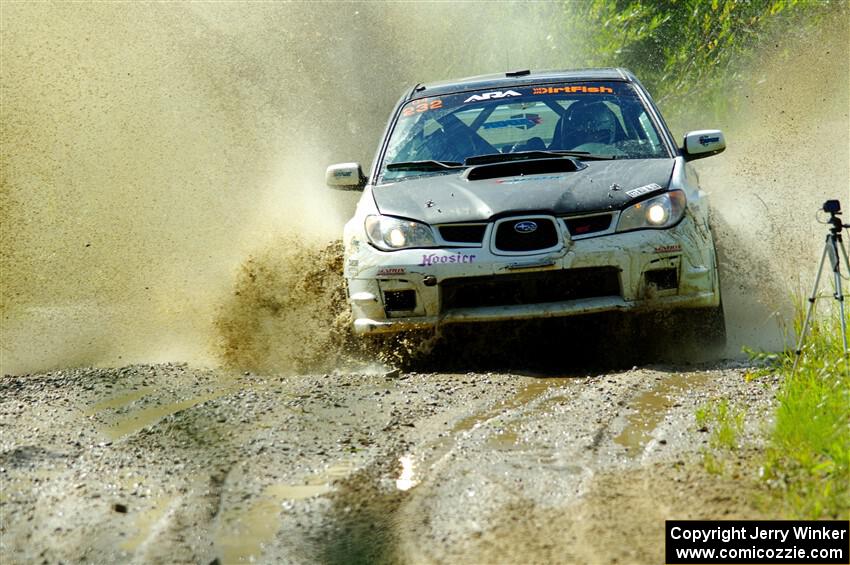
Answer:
[327, 68, 726, 336]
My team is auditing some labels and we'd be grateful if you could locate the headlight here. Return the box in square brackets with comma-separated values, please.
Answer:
[364, 215, 437, 251]
[616, 190, 686, 232]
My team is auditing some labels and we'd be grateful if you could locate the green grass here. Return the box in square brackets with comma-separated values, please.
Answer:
[697, 306, 848, 517]
[697, 398, 746, 451]
[696, 398, 746, 474]
[762, 313, 850, 519]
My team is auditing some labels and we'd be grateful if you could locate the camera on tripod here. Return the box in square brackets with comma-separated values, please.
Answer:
[794, 198, 850, 372]
[823, 199, 841, 215]
[822, 199, 849, 234]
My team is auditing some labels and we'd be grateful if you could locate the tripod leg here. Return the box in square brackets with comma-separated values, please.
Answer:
[833, 237, 849, 360]
[839, 235, 850, 273]
[793, 238, 830, 373]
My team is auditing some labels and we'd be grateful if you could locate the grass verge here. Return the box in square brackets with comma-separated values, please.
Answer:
[762, 312, 850, 519]
[695, 398, 747, 475]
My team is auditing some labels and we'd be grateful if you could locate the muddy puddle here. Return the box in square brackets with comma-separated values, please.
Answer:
[100, 391, 232, 439]
[117, 478, 340, 563]
[453, 377, 575, 436]
[211, 379, 585, 564]
[313, 475, 405, 565]
[83, 387, 155, 414]
[614, 372, 711, 456]
[456, 379, 576, 456]
[215, 459, 359, 563]
[80, 375, 250, 440]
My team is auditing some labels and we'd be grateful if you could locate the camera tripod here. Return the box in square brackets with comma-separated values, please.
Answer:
[793, 202, 850, 373]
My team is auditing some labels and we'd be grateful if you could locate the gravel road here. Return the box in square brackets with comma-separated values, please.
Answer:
[1, 360, 778, 564]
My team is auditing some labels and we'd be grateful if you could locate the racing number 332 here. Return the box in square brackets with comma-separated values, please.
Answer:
[402, 99, 442, 117]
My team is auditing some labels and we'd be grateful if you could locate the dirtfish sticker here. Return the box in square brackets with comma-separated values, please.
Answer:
[698, 134, 721, 146]
[419, 253, 476, 266]
[532, 85, 613, 95]
[626, 183, 663, 198]
[464, 90, 521, 103]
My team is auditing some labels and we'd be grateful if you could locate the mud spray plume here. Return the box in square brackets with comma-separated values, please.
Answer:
[2, 2, 846, 375]
[698, 14, 849, 354]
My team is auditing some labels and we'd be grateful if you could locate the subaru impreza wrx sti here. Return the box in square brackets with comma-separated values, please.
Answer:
[326, 68, 727, 342]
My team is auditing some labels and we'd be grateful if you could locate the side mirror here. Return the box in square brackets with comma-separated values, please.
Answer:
[326, 162, 366, 190]
[681, 130, 726, 161]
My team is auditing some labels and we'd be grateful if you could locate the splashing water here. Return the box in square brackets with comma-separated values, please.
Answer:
[2, 3, 846, 374]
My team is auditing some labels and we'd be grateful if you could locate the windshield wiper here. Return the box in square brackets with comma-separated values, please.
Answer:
[386, 160, 464, 171]
[464, 150, 620, 166]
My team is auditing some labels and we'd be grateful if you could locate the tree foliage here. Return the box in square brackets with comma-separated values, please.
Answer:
[567, 0, 840, 118]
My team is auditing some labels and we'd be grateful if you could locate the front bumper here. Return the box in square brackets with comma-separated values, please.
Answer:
[345, 216, 719, 335]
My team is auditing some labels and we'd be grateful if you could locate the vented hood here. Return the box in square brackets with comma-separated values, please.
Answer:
[372, 158, 675, 224]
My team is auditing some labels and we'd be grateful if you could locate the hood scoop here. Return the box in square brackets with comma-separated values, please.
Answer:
[463, 157, 586, 181]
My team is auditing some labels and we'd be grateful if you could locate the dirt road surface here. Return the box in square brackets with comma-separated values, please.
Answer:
[1, 361, 777, 564]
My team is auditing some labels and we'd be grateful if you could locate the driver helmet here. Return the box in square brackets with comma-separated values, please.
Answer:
[568, 101, 618, 145]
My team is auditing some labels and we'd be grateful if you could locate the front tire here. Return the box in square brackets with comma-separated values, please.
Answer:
[697, 302, 727, 350]
[668, 302, 727, 358]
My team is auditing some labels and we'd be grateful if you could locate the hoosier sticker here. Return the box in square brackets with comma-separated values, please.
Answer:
[419, 253, 476, 266]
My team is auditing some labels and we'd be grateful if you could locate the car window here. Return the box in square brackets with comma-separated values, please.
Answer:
[380, 81, 669, 183]
[603, 101, 627, 134]
[638, 112, 662, 147]
[471, 101, 561, 151]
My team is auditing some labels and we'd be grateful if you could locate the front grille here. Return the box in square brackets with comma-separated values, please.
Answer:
[440, 267, 620, 311]
[494, 218, 559, 252]
[564, 214, 612, 236]
[438, 224, 487, 243]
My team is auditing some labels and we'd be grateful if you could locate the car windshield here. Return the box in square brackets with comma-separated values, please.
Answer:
[379, 81, 669, 183]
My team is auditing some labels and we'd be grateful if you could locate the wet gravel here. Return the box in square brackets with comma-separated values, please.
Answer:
[1, 361, 778, 564]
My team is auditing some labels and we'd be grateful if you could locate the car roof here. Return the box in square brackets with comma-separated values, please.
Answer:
[408, 68, 637, 100]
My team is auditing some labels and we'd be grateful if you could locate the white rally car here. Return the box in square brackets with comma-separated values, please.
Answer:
[326, 68, 726, 344]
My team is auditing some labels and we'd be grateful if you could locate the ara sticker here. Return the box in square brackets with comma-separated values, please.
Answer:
[464, 90, 521, 103]
[532, 85, 614, 95]
[625, 183, 663, 198]
[401, 99, 443, 118]
[654, 245, 682, 254]
[377, 267, 406, 276]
